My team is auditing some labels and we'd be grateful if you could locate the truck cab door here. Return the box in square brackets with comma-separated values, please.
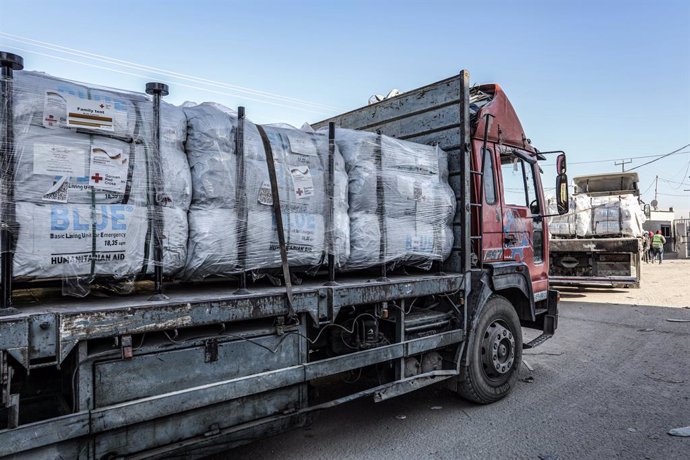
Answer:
[498, 148, 548, 296]
[475, 142, 505, 264]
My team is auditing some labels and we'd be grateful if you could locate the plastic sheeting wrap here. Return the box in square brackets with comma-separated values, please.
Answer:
[586, 194, 646, 237]
[573, 194, 591, 238]
[547, 197, 576, 237]
[333, 129, 455, 270]
[548, 194, 646, 238]
[14, 127, 146, 204]
[2, 71, 191, 292]
[183, 104, 349, 280]
[137, 101, 192, 210]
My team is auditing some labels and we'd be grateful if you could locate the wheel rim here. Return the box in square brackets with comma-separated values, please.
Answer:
[481, 319, 516, 380]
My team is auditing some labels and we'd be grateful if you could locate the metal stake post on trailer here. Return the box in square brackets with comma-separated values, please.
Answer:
[324, 122, 338, 286]
[375, 130, 389, 282]
[145, 82, 170, 301]
[0, 52, 23, 313]
[234, 106, 250, 295]
[458, 69, 472, 328]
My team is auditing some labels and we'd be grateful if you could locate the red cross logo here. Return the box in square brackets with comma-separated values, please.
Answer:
[91, 173, 103, 183]
[296, 188, 303, 196]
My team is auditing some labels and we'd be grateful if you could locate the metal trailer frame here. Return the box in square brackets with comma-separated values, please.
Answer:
[0, 60, 543, 458]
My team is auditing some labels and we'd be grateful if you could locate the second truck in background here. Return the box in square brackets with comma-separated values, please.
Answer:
[548, 172, 646, 288]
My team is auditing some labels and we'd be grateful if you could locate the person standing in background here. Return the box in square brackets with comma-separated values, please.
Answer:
[642, 231, 650, 263]
[652, 230, 666, 264]
[647, 231, 654, 263]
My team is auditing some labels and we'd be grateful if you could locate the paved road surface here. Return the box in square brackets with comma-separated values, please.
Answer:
[224, 301, 690, 459]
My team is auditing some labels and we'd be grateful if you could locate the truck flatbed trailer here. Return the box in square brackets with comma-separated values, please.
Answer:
[1, 273, 465, 458]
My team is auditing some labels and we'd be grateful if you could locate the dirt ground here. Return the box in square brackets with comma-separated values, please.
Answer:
[558, 258, 690, 308]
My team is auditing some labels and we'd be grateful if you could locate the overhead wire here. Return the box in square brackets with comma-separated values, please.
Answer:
[657, 192, 690, 197]
[2, 44, 331, 114]
[657, 177, 687, 185]
[627, 144, 690, 171]
[640, 178, 656, 196]
[664, 159, 690, 189]
[542, 149, 690, 167]
[0, 32, 344, 113]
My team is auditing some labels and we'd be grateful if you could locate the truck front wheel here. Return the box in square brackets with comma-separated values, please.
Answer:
[456, 295, 522, 404]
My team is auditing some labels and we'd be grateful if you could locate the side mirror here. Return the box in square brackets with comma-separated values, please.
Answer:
[555, 153, 568, 214]
[556, 173, 569, 214]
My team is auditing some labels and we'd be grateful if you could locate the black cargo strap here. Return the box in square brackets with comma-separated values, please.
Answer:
[256, 125, 296, 319]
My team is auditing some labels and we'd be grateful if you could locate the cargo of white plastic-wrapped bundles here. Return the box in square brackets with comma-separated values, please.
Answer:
[183, 104, 349, 280]
[3, 71, 191, 286]
[548, 193, 646, 238]
[333, 128, 455, 270]
[547, 197, 577, 237]
[583, 194, 646, 237]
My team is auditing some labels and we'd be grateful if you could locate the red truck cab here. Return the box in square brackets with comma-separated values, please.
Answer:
[471, 84, 552, 302]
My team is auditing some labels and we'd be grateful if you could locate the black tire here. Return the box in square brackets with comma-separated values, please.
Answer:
[456, 295, 522, 404]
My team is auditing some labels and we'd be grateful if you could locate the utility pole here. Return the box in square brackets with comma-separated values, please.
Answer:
[614, 159, 632, 171]
[654, 175, 659, 203]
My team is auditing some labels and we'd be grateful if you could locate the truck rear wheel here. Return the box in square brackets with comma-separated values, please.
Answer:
[456, 295, 522, 404]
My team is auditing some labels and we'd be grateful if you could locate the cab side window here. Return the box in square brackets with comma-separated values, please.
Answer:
[482, 148, 497, 205]
[500, 154, 529, 207]
[524, 161, 538, 211]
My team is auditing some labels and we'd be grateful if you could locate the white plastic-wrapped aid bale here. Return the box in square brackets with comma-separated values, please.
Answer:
[185, 208, 239, 280]
[11, 202, 187, 280]
[182, 104, 349, 280]
[11, 77, 190, 209]
[12, 71, 143, 141]
[245, 210, 326, 268]
[13, 202, 147, 280]
[574, 194, 592, 237]
[347, 212, 453, 269]
[3, 71, 191, 288]
[547, 197, 577, 237]
[182, 103, 240, 280]
[584, 194, 646, 237]
[245, 124, 349, 270]
[184, 103, 263, 207]
[333, 128, 455, 270]
[136, 101, 193, 210]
